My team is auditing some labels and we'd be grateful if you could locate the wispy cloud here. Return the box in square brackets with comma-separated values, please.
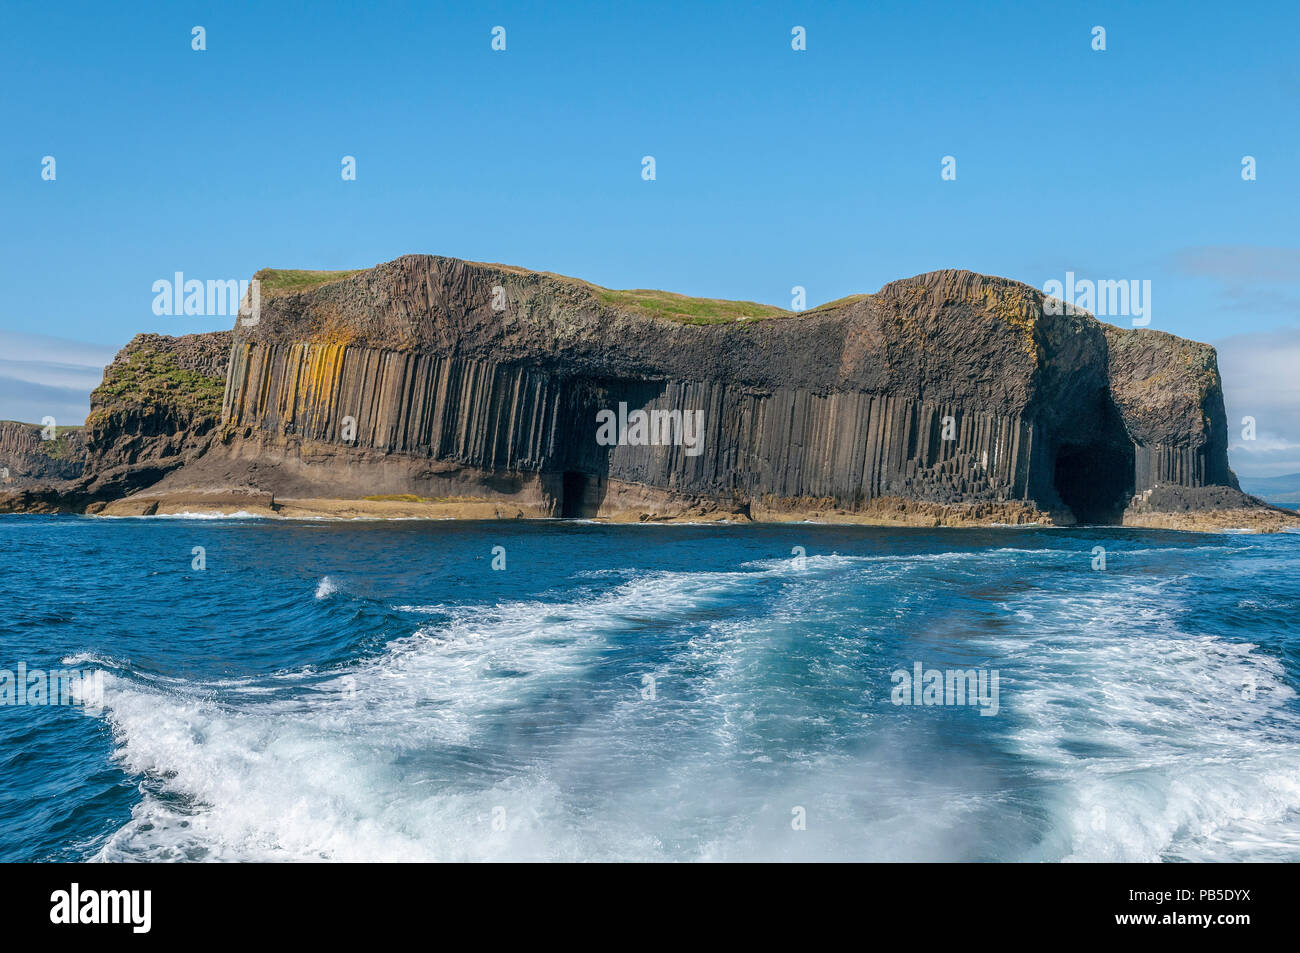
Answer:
[0, 331, 116, 426]
[0, 359, 106, 392]
[1171, 246, 1300, 328]
[1172, 246, 1300, 282]
[1215, 327, 1300, 479]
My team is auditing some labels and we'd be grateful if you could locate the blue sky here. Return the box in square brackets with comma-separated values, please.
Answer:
[2, 1, 1297, 473]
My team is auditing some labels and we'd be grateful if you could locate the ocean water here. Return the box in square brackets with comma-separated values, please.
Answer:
[1, 514, 1298, 863]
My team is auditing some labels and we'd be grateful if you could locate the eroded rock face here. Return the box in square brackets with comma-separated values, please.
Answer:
[1102, 325, 1237, 491]
[207, 256, 1261, 525]
[0, 331, 231, 513]
[3, 256, 1286, 529]
[78, 331, 232, 503]
[0, 422, 86, 486]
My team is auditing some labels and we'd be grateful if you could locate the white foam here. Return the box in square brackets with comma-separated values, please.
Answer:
[81, 545, 1300, 862]
[88, 568, 779, 861]
[982, 578, 1300, 862]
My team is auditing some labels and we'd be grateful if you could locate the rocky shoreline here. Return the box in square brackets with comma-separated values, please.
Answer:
[76, 491, 1297, 533]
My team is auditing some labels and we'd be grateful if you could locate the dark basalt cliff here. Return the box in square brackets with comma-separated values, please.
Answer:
[2, 255, 1290, 529]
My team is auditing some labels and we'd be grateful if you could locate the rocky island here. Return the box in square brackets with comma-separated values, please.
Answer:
[2, 255, 1293, 531]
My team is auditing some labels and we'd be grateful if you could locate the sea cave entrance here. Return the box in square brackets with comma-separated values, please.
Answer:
[560, 471, 590, 518]
[1052, 440, 1135, 525]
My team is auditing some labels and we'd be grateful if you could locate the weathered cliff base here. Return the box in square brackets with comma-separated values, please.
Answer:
[85, 486, 1296, 533]
[3, 256, 1296, 533]
[1119, 485, 1299, 533]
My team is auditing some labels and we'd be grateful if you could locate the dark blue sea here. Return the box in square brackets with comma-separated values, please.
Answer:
[2, 514, 1298, 862]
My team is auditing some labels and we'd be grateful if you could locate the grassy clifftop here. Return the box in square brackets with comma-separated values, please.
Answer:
[254, 268, 368, 296]
[593, 287, 792, 325]
[256, 260, 802, 325]
[88, 333, 230, 425]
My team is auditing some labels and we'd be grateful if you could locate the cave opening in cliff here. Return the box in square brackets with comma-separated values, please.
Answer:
[561, 471, 590, 518]
[1052, 440, 1135, 525]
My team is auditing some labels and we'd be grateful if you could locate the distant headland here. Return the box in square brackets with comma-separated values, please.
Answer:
[1, 255, 1294, 532]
